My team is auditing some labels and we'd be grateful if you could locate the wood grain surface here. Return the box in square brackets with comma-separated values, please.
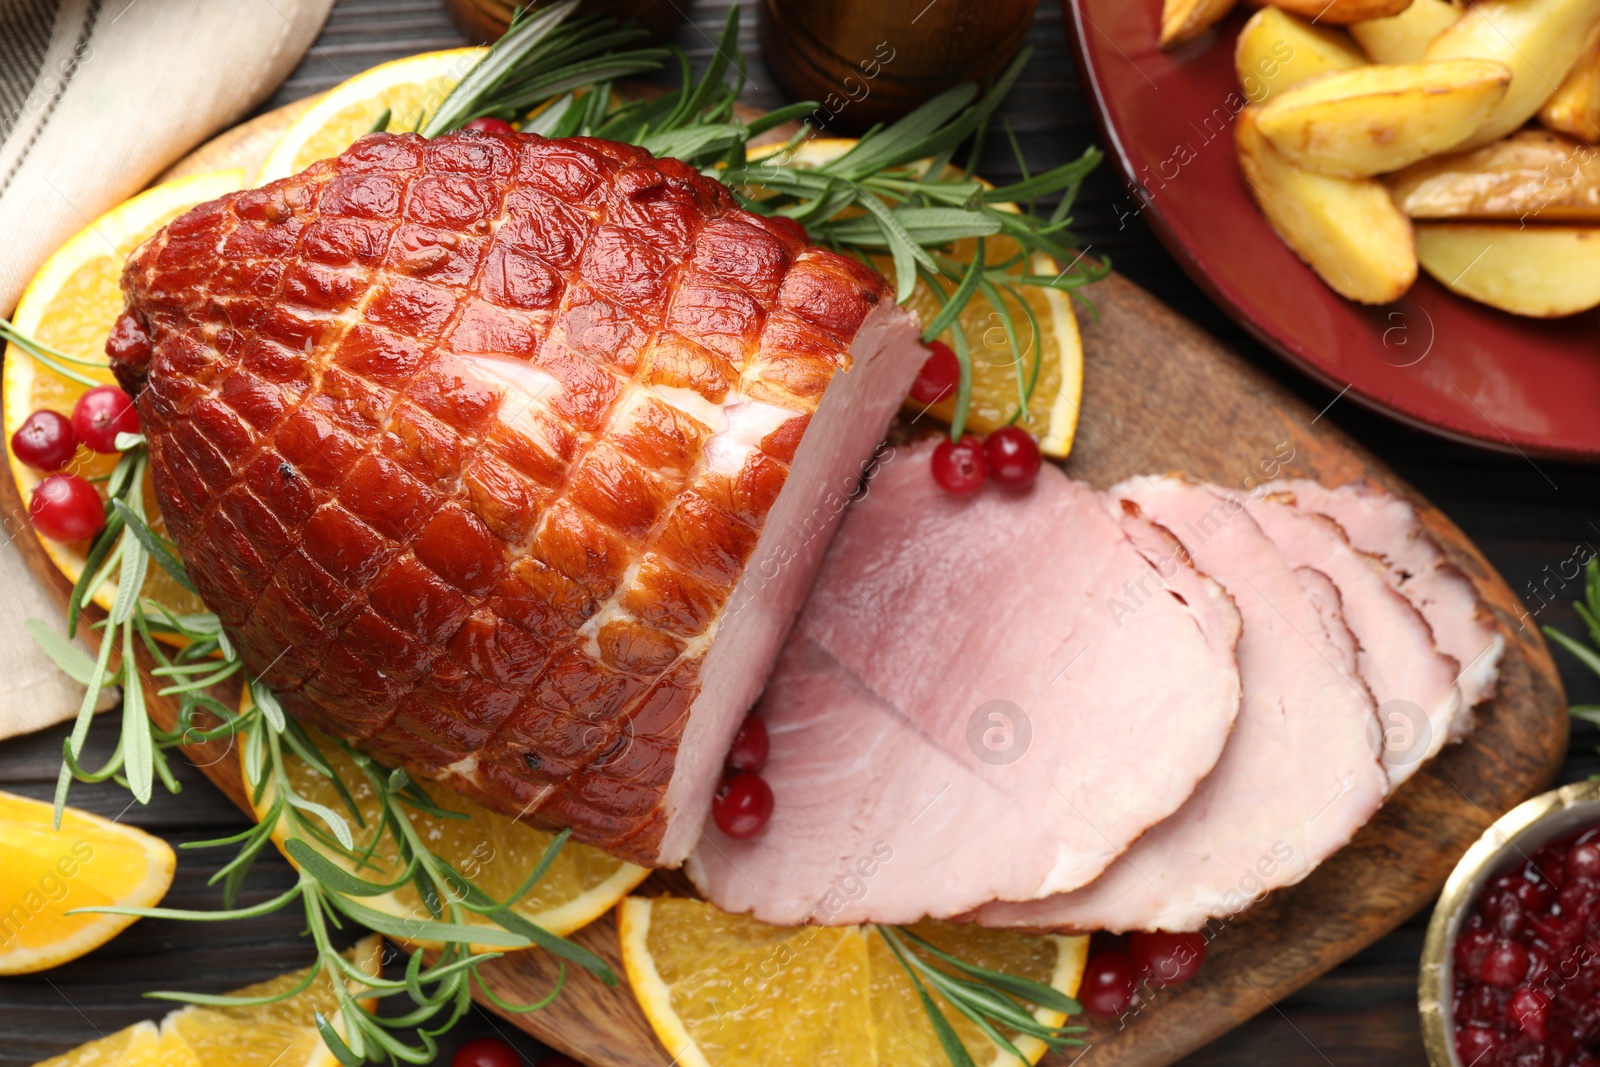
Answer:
[4, 3, 1598, 1065]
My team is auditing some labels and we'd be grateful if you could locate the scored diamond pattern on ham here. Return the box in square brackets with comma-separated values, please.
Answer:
[107, 129, 923, 866]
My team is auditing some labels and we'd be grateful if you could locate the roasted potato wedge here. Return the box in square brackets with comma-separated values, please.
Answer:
[1255, 60, 1512, 177]
[1258, 0, 1414, 25]
[1426, 0, 1600, 150]
[1388, 129, 1600, 220]
[1236, 7, 1368, 105]
[1162, 0, 1239, 48]
[1540, 22, 1600, 142]
[1236, 106, 1417, 303]
[1415, 222, 1600, 316]
[1349, 0, 1460, 63]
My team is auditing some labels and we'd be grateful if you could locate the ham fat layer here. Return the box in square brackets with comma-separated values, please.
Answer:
[108, 130, 925, 866]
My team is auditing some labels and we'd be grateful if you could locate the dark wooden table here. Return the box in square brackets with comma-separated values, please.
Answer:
[5, 1, 1600, 1063]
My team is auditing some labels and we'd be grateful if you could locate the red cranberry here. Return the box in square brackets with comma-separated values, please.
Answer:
[29, 473, 104, 542]
[1492, 892, 1528, 938]
[984, 426, 1042, 489]
[1079, 950, 1139, 1017]
[462, 117, 516, 135]
[71, 385, 138, 453]
[1458, 982, 1506, 1026]
[765, 215, 808, 246]
[1527, 912, 1581, 956]
[1481, 940, 1531, 989]
[1500, 876, 1553, 912]
[1128, 931, 1205, 986]
[1559, 882, 1598, 926]
[909, 340, 960, 405]
[1569, 843, 1600, 883]
[713, 772, 773, 839]
[11, 409, 77, 470]
[726, 715, 769, 775]
[1456, 1025, 1504, 1064]
[930, 435, 986, 493]
[1577, 998, 1600, 1043]
[1458, 928, 1497, 982]
[1511, 988, 1551, 1041]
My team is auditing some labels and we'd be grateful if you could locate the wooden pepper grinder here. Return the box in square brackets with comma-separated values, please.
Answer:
[759, 0, 1040, 131]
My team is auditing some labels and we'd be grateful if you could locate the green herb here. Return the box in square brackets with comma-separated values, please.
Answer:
[0, 317, 108, 387]
[421, 0, 670, 136]
[1548, 558, 1600, 724]
[427, 2, 1106, 442]
[82, 709, 612, 1063]
[876, 926, 1084, 1066]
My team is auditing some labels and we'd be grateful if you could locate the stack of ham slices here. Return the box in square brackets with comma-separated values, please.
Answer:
[686, 439, 1504, 933]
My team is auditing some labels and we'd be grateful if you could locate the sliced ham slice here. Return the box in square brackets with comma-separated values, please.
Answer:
[685, 442, 1243, 925]
[1269, 479, 1503, 724]
[974, 477, 1386, 933]
[1238, 490, 1463, 790]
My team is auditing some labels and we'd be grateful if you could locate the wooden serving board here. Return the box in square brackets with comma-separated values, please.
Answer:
[1, 103, 1567, 1067]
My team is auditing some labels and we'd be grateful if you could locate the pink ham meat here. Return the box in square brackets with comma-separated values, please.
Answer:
[1238, 490, 1464, 790]
[1269, 479, 1502, 723]
[975, 477, 1387, 933]
[684, 441, 1243, 925]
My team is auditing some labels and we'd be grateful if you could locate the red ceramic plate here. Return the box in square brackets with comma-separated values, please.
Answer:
[1064, 0, 1600, 460]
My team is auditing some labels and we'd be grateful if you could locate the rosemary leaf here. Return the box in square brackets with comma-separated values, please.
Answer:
[313, 1014, 364, 1067]
[78, 877, 308, 922]
[110, 528, 149, 628]
[65, 512, 123, 638]
[283, 789, 356, 851]
[112, 499, 197, 594]
[922, 237, 987, 345]
[120, 620, 154, 803]
[284, 839, 414, 897]
[252, 678, 287, 732]
[325, 892, 532, 949]
[148, 959, 321, 1008]
[24, 619, 109, 687]
[1547, 626, 1600, 678]
[52, 621, 119, 825]
[474, 964, 567, 1014]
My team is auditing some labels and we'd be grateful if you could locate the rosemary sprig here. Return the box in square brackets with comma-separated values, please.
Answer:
[428, 2, 1107, 442]
[876, 926, 1084, 1066]
[81, 703, 613, 1064]
[1547, 558, 1600, 722]
[421, 0, 670, 136]
[1, 317, 108, 387]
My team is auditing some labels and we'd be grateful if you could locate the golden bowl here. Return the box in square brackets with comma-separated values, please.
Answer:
[1420, 778, 1600, 1066]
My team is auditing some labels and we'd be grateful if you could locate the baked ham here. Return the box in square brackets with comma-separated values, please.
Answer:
[689, 465, 1499, 930]
[685, 443, 1244, 925]
[105, 129, 925, 867]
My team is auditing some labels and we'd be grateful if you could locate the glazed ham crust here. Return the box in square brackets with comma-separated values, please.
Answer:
[108, 130, 892, 865]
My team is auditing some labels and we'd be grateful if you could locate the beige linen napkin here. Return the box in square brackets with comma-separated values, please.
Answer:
[0, 0, 336, 741]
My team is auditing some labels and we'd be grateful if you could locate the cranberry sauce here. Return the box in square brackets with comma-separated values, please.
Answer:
[1453, 825, 1600, 1067]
